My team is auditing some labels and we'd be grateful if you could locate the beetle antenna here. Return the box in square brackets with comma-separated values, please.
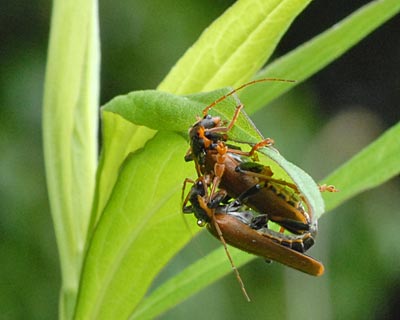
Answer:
[202, 78, 295, 116]
[212, 218, 251, 302]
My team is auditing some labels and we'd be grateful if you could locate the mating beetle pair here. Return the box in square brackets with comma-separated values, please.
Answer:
[181, 79, 335, 299]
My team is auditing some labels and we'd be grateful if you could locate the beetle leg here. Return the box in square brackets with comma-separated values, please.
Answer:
[235, 163, 300, 192]
[181, 178, 196, 211]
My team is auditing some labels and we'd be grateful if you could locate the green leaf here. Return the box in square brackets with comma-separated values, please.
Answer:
[238, 0, 400, 113]
[159, 0, 312, 94]
[102, 90, 206, 135]
[321, 121, 400, 212]
[42, 0, 99, 318]
[74, 132, 196, 319]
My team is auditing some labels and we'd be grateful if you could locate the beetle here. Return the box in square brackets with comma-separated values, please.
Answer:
[182, 179, 324, 275]
[184, 78, 291, 176]
[183, 179, 318, 255]
[182, 179, 324, 301]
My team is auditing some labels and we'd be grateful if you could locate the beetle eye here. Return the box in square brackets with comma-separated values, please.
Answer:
[196, 181, 203, 188]
[197, 219, 207, 227]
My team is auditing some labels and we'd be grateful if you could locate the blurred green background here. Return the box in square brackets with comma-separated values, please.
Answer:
[1, 0, 399, 319]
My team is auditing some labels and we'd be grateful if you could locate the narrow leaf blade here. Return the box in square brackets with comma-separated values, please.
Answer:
[238, 0, 400, 113]
[321, 122, 400, 212]
[159, 0, 312, 94]
[130, 246, 254, 320]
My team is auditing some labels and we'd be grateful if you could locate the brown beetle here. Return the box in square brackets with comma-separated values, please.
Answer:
[182, 179, 324, 300]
